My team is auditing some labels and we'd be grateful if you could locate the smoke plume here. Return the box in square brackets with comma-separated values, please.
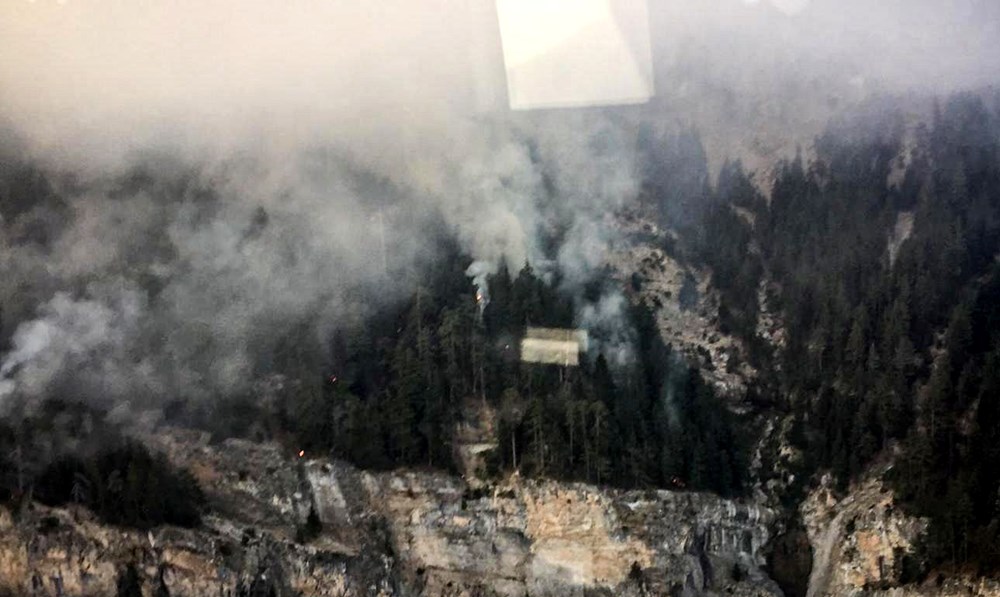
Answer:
[0, 0, 997, 413]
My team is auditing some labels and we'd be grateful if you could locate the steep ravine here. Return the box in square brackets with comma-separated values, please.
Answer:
[608, 218, 1000, 597]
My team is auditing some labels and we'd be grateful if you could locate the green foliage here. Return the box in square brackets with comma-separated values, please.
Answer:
[275, 242, 747, 495]
[698, 160, 764, 340]
[699, 91, 1000, 571]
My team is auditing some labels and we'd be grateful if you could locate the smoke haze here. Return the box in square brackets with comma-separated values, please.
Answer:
[0, 0, 997, 413]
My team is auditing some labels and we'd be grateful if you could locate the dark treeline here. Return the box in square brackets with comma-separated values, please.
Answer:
[248, 242, 746, 496]
[0, 401, 205, 529]
[35, 442, 204, 529]
[697, 92, 1000, 571]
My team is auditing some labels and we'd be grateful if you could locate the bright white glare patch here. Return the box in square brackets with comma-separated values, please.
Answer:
[495, 0, 654, 110]
[520, 328, 589, 367]
[768, 0, 809, 15]
[742, 0, 809, 14]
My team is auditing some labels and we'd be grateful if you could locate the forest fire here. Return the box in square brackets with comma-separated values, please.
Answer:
[0, 1, 997, 592]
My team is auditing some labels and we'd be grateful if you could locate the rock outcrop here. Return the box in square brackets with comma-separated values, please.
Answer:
[800, 464, 1000, 597]
[608, 221, 752, 397]
[0, 427, 780, 597]
[803, 469, 927, 597]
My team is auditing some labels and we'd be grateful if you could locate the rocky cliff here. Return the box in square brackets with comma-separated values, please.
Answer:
[801, 462, 1000, 597]
[0, 427, 780, 597]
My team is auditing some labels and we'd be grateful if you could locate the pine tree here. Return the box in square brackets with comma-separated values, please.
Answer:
[438, 306, 469, 401]
[500, 387, 525, 470]
[512, 262, 543, 326]
[589, 400, 611, 484]
[526, 395, 546, 476]
[386, 344, 420, 464]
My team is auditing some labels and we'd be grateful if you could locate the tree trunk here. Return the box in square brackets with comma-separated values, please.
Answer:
[511, 430, 518, 470]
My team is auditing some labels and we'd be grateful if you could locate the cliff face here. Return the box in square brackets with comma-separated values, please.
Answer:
[366, 472, 779, 597]
[0, 428, 779, 597]
[801, 466, 1000, 597]
[803, 469, 927, 597]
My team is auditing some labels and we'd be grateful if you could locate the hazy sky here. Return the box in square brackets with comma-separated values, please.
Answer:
[1, 0, 998, 164]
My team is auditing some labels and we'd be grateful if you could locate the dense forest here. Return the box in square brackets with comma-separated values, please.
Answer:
[226, 248, 747, 496]
[698, 91, 1000, 571]
[1, 89, 999, 580]
[0, 242, 748, 528]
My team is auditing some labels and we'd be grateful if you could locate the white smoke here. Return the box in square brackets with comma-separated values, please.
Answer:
[0, 290, 143, 409]
[576, 292, 636, 368]
[466, 260, 496, 313]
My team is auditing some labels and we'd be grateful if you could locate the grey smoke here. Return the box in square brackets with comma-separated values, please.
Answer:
[0, 289, 143, 406]
[577, 292, 636, 368]
[0, 0, 997, 411]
